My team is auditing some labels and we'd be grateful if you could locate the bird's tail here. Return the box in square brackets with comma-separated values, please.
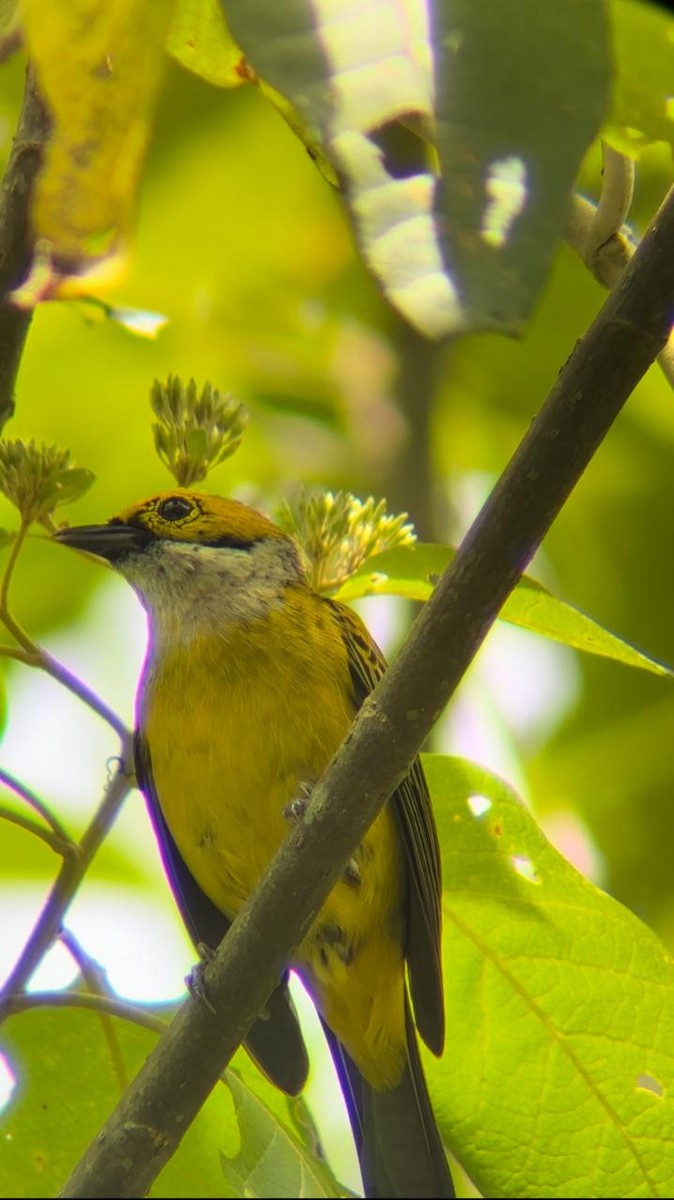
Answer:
[321, 998, 455, 1198]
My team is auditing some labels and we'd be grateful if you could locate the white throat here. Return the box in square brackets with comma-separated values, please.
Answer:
[119, 536, 302, 649]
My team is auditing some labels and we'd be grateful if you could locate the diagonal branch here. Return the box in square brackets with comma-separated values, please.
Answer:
[0, 746, 134, 1008]
[61, 183, 674, 1199]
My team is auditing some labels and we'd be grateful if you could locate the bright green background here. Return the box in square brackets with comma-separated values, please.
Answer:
[2, 11, 672, 941]
[2, 1, 674, 1196]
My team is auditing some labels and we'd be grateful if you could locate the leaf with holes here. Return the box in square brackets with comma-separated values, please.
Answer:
[220, 1069, 341, 1197]
[422, 754, 674, 1197]
[0, 1005, 342, 1198]
[222, 0, 611, 337]
[431, 0, 611, 335]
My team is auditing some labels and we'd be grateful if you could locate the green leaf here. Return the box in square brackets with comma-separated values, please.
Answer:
[0, 1004, 342, 1199]
[222, 0, 446, 337]
[431, 0, 612, 335]
[423, 753, 674, 1197]
[605, 0, 674, 156]
[220, 1068, 342, 1198]
[222, 0, 611, 338]
[0, 1005, 234, 1199]
[167, 0, 245, 87]
[334, 544, 673, 680]
[228, 1047, 349, 1193]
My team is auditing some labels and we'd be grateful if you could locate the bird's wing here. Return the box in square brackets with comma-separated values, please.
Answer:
[134, 730, 309, 1095]
[327, 600, 445, 1055]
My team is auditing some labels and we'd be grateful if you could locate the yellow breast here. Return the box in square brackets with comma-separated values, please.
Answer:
[140, 590, 407, 1087]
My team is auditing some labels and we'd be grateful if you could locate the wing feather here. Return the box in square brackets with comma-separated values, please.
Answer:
[326, 600, 445, 1054]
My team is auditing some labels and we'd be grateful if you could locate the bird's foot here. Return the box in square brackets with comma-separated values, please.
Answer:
[283, 782, 361, 888]
[282, 780, 313, 824]
[186, 942, 217, 1014]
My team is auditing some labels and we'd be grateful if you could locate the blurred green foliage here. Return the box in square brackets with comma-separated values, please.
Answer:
[1, 1005, 343, 1198]
[3, 34, 668, 946]
[2, 1, 674, 1195]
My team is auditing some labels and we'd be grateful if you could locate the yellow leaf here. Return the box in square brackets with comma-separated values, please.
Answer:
[21, 0, 173, 294]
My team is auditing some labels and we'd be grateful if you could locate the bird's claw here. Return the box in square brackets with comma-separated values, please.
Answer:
[186, 942, 217, 1014]
[282, 780, 314, 824]
[283, 796, 308, 823]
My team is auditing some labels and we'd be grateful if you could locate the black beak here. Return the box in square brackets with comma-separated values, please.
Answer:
[53, 522, 152, 564]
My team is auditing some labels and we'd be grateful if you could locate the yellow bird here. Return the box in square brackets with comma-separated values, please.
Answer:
[55, 489, 453, 1198]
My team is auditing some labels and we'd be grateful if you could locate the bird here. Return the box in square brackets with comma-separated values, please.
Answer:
[54, 488, 454, 1199]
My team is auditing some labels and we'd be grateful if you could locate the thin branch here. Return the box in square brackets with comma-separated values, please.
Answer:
[0, 513, 132, 1003]
[60, 928, 110, 990]
[0, 518, 129, 738]
[564, 142, 636, 289]
[0, 517, 35, 652]
[585, 142, 635, 257]
[564, 192, 635, 289]
[564, 144, 674, 390]
[38, 650, 131, 741]
[60, 929, 129, 1092]
[0, 630, 130, 741]
[0, 744, 134, 1009]
[0, 801, 73, 856]
[0, 765, 71, 841]
[3, 989, 168, 1038]
[0, 64, 51, 432]
[0, 515, 25, 608]
[60, 182, 674, 1199]
[0, 643, 38, 663]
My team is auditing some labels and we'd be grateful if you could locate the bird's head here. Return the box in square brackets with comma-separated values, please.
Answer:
[54, 490, 306, 638]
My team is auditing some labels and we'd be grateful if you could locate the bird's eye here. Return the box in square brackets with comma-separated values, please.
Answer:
[157, 496, 194, 522]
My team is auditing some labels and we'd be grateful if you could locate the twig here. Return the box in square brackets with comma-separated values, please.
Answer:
[0, 643, 37, 663]
[0, 514, 129, 739]
[0, 765, 71, 841]
[0, 64, 51, 431]
[564, 143, 674, 390]
[585, 142, 635, 259]
[38, 650, 131, 742]
[60, 181, 674, 1199]
[3, 989, 168, 1038]
[0, 642, 128, 737]
[0, 745, 134, 1010]
[60, 929, 129, 1092]
[59, 928, 110, 991]
[0, 517, 34, 651]
[0, 801, 73, 856]
[564, 143, 636, 289]
[0, 626, 130, 742]
[564, 195, 634, 290]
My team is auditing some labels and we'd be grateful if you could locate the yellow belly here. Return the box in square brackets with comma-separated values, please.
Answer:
[140, 604, 406, 1088]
